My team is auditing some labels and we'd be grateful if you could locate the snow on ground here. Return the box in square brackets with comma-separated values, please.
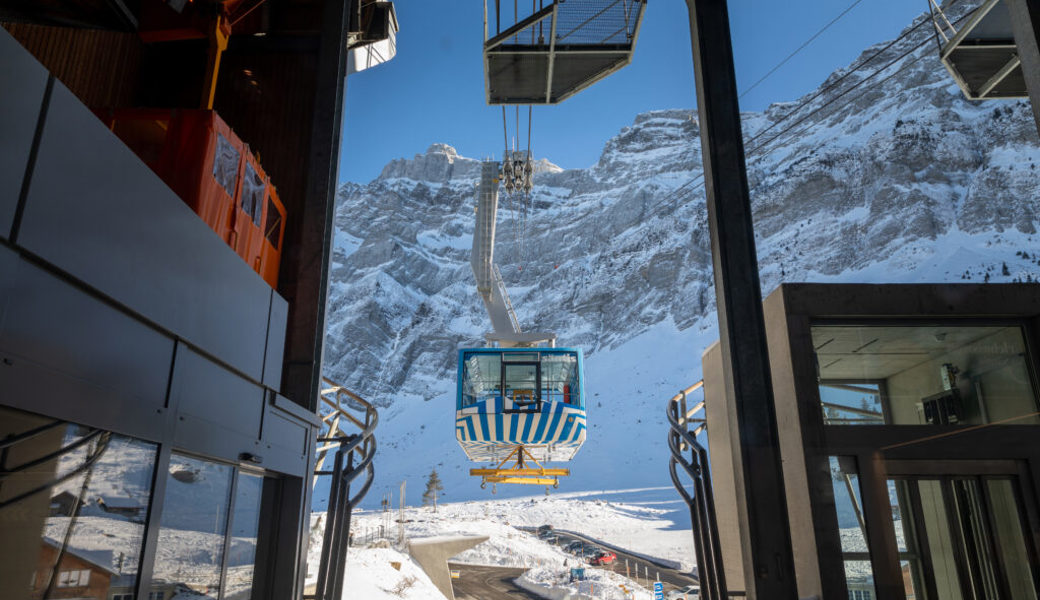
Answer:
[343, 490, 695, 571]
[306, 514, 447, 600]
[337, 547, 444, 600]
[308, 491, 690, 600]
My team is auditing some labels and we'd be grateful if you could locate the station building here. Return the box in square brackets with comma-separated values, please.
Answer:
[704, 283, 1040, 599]
[0, 0, 389, 597]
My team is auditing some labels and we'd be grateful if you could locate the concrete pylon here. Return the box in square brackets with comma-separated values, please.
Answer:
[408, 535, 490, 600]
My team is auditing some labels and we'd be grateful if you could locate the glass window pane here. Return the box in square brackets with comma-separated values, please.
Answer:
[0, 406, 157, 600]
[462, 353, 502, 405]
[986, 479, 1039, 600]
[213, 134, 240, 197]
[813, 325, 1038, 425]
[504, 363, 538, 401]
[917, 480, 965, 600]
[830, 457, 876, 597]
[844, 561, 875, 599]
[264, 198, 282, 250]
[831, 457, 868, 553]
[820, 382, 885, 425]
[540, 352, 577, 404]
[151, 454, 234, 600]
[242, 163, 265, 227]
[225, 472, 264, 600]
[887, 480, 925, 600]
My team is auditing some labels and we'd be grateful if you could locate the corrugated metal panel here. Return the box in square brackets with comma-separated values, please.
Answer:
[1, 22, 142, 108]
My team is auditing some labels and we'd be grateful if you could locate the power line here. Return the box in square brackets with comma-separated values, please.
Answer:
[744, 19, 939, 160]
[641, 4, 969, 219]
[740, 10, 935, 154]
[739, 0, 866, 100]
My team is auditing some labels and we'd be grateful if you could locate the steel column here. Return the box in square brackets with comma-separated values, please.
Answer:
[684, 1, 798, 598]
[1007, 0, 1040, 134]
[280, 0, 352, 413]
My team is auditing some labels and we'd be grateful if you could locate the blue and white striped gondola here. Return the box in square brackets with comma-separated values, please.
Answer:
[456, 347, 586, 464]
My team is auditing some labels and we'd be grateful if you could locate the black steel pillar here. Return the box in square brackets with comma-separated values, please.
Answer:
[280, 0, 352, 413]
[684, 1, 798, 598]
[1007, 0, 1040, 134]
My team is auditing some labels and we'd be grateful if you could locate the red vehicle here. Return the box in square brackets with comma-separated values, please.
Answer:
[589, 551, 617, 566]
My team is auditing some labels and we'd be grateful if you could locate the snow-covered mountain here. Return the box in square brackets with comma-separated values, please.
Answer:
[322, 11, 1040, 507]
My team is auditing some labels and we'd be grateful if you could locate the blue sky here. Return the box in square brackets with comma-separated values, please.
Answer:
[338, 1, 927, 184]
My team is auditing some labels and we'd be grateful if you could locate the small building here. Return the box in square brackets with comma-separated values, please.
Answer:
[704, 283, 1040, 600]
[49, 491, 84, 518]
[33, 538, 118, 600]
[96, 496, 145, 522]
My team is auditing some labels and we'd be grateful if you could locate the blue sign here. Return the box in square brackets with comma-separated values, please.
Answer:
[654, 581, 664, 600]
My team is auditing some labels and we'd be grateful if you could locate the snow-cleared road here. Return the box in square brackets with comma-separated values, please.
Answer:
[532, 529, 698, 594]
[448, 563, 542, 600]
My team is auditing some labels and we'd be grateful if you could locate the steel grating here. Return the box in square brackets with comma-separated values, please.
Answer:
[935, 0, 1027, 99]
[484, 0, 645, 105]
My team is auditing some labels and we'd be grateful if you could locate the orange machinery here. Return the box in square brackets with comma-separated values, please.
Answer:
[96, 108, 286, 288]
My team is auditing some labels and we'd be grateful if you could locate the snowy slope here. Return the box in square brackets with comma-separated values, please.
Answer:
[322, 6, 1040, 514]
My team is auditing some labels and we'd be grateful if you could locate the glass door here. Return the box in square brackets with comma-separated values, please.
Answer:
[885, 464, 1039, 600]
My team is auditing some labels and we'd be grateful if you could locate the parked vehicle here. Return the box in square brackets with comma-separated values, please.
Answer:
[589, 551, 617, 565]
[564, 540, 584, 554]
[665, 585, 699, 599]
[536, 524, 554, 538]
[543, 535, 559, 545]
[581, 545, 603, 558]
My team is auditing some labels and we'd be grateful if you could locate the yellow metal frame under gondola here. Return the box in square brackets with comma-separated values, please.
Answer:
[471, 446, 569, 487]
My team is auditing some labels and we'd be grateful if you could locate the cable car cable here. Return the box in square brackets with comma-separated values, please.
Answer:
[639, 3, 969, 220]
[739, 0, 867, 100]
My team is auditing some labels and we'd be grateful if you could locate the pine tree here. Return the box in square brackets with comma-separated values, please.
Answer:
[422, 468, 444, 511]
[1002, 262, 1011, 276]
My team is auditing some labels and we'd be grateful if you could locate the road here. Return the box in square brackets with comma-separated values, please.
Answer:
[448, 563, 544, 600]
[533, 529, 698, 594]
[449, 531, 698, 599]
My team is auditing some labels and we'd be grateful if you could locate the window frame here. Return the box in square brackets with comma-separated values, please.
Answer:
[809, 317, 1040, 430]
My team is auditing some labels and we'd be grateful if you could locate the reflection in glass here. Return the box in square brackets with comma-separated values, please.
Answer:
[820, 381, 884, 425]
[540, 353, 579, 405]
[887, 480, 923, 599]
[461, 353, 502, 406]
[212, 134, 240, 197]
[829, 456, 876, 597]
[813, 325, 1038, 425]
[225, 472, 264, 600]
[919, 479, 967, 600]
[152, 454, 234, 600]
[0, 406, 157, 600]
[504, 363, 538, 402]
[986, 479, 1039, 600]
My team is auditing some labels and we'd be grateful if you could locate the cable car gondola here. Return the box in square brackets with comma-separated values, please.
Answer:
[456, 347, 587, 487]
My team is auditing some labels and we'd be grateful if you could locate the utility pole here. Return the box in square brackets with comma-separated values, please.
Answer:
[398, 480, 406, 546]
[684, 1, 798, 598]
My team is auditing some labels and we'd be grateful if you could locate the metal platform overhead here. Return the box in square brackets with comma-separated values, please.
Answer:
[930, 0, 1027, 99]
[483, 0, 646, 105]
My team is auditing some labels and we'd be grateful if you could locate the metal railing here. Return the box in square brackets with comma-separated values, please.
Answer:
[667, 381, 729, 600]
[306, 378, 378, 600]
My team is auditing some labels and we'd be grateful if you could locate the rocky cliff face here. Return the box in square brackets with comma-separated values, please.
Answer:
[324, 13, 1040, 408]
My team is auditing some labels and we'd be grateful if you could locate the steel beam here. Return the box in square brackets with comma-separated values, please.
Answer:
[1006, 0, 1040, 133]
[684, 1, 798, 598]
[280, 0, 350, 414]
[279, 1, 352, 598]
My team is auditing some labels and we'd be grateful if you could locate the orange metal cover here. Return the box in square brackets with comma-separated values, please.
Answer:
[100, 108, 282, 289]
